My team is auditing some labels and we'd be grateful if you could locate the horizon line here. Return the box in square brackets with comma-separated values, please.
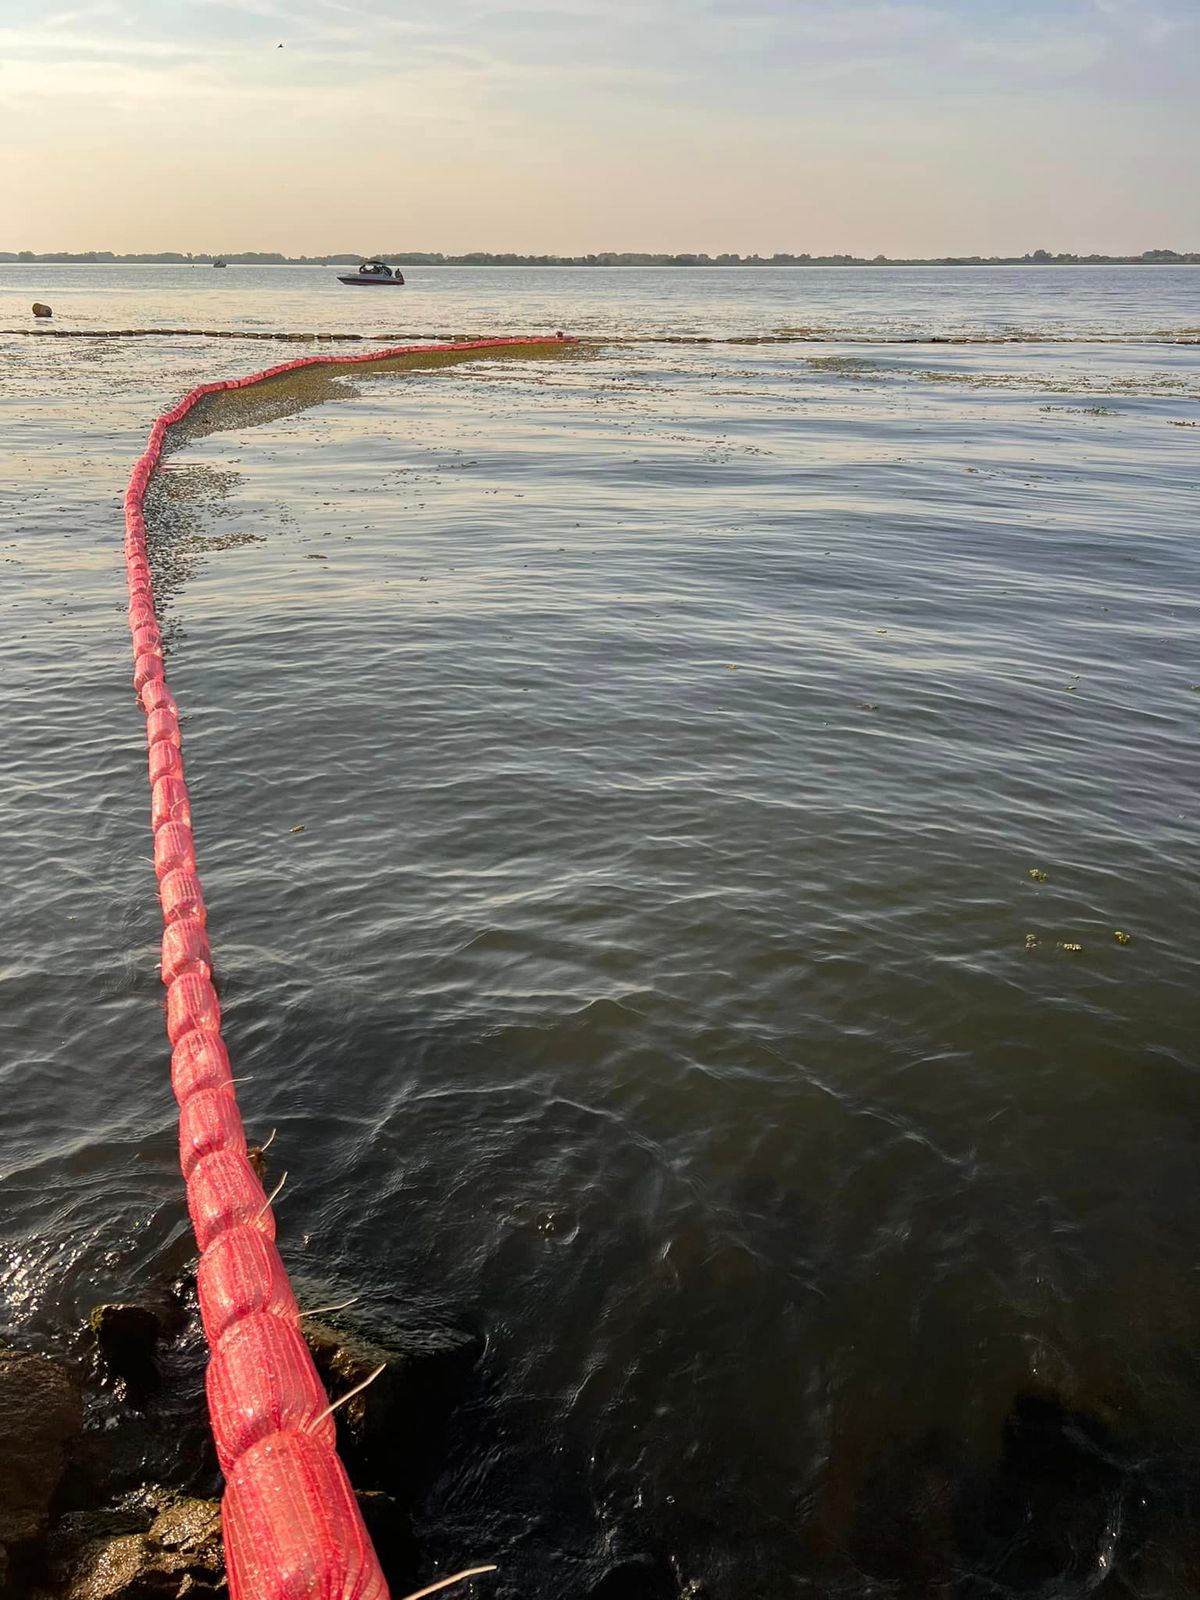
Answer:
[4, 248, 1199, 268]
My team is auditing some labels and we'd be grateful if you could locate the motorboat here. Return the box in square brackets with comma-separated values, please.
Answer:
[213, 259, 228, 268]
[337, 260, 405, 286]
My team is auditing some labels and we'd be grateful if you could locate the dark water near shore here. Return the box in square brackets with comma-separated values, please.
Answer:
[2, 268, 1200, 1597]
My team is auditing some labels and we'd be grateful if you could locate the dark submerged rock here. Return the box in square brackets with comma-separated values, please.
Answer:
[587, 1552, 680, 1600]
[0, 1347, 84, 1569]
[88, 1307, 164, 1402]
[353, 1490, 418, 1592]
[960, 1390, 1126, 1591]
[841, 1389, 1129, 1594]
[32, 303, 52, 318]
[303, 1315, 482, 1495]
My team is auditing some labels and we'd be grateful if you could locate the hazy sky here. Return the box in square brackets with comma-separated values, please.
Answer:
[2, 0, 1197, 255]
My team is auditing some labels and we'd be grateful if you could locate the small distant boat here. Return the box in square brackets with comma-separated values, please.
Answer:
[213, 259, 228, 269]
[337, 260, 405, 286]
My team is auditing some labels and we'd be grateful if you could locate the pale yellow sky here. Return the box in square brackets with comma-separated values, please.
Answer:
[2, 0, 1197, 256]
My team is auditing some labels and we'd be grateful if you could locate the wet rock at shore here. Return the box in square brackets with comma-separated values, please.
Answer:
[0, 1347, 84, 1576]
[40, 1471, 415, 1598]
[38, 1490, 223, 1600]
[303, 1315, 482, 1494]
[32, 303, 52, 318]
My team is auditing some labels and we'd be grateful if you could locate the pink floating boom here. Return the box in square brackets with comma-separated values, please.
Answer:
[124, 335, 571, 1598]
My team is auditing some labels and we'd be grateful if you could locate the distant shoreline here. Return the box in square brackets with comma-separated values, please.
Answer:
[2, 251, 1198, 268]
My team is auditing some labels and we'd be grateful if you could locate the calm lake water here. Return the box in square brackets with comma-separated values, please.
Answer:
[2, 266, 1199, 1598]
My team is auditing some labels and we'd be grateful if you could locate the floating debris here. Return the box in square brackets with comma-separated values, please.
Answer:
[1025, 933, 1039, 949]
[1029, 868, 1048, 882]
[1114, 930, 1132, 945]
[1058, 942, 1083, 953]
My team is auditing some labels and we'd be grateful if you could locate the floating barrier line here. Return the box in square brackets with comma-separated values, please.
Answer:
[124, 335, 571, 1600]
[12, 325, 1200, 346]
[18, 326, 543, 343]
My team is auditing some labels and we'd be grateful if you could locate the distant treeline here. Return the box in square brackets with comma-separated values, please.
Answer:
[2, 248, 1197, 266]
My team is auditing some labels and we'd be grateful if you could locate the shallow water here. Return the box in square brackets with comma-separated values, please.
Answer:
[2, 268, 1200, 1597]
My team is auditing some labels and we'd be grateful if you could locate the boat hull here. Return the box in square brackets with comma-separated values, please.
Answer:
[337, 275, 405, 286]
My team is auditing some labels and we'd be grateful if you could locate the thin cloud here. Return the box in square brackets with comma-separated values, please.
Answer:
[2, 0, 1196, 254]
